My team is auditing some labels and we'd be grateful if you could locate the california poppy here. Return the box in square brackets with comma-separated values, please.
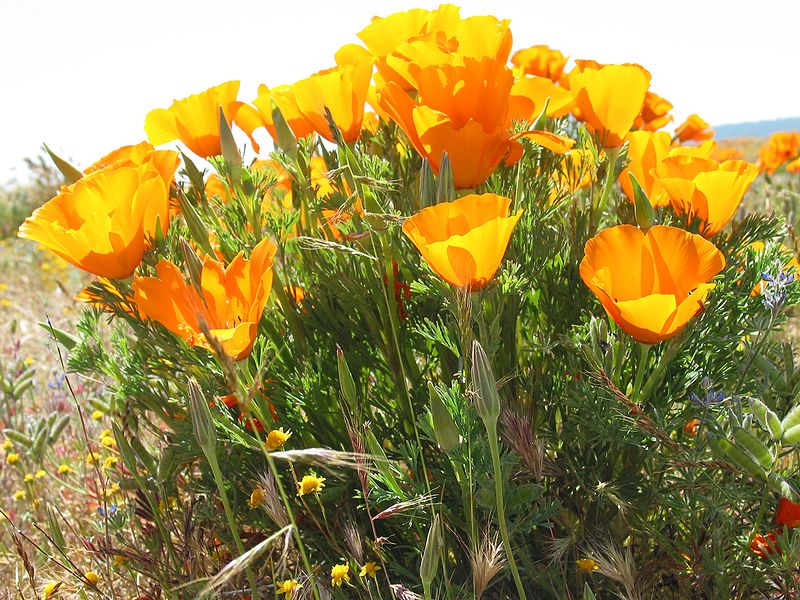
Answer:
[758, 131, 800, 174]
[618, 130, 672, 206]
[633, 91, 673, 132]
[776, 497, 800, 528]
[750, 532, 781, 559]
[132, 238, 276, 360]
[580, 225, 725, 344]
[511, 44, 568, 82]
[658, 157, 758, 237]
[145, 81, 256, 158]
[569, 64, 651, 147]
[674, 114, 714, 143]
[19, 156, 175, 279]
[402, 193, 522, 289]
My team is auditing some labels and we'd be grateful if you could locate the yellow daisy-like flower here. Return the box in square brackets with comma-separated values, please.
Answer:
[34, 470, 46, 479]
[331, 563, 350, 587]
[248, 487, 266, 508]
[113, 554, 128, 567]
[41, 581, 62, 599]
[100, 435, 116, 448]
[13, 490, 26, 500]
[6, 452, 19, 465]
[24, 473, 34, 482]
[103, 456, 118, 470]
[57, 464, 74, 475]
[83, 571, 100, 585]
[359, 561, 381, 579]
[276, 579, 301, 598]
[1, 439, 13, 451]
[86, 452, 100, 464]
[91, 410, 105, 421]
[576, 558, 599, 573]
[265, 427, 292, 451]
[297, 474, 326, 497]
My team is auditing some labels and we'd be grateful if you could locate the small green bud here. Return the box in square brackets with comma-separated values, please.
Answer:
[436, 152, 455, 203]
[629, 172, 655, 230]
[337, 346, 359, 421]
[471, 341, 500, 426]
[428, 382, 460, 452]
[188, 379, 216, 454]
[420, 513, 442, 590]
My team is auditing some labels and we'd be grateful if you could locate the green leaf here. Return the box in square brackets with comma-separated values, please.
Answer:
[43, 143, 83, 184]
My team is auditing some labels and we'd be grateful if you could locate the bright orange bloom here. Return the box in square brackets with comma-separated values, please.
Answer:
[758, 131, 800, 174]
[402, 193, 522, 289]
[145, 81, 257, 158]
[132, 238, 276, 360]
[787, 156, 800, 173]
[570, 64, 651, 147]
[619, 130, 672, 206]
[683, 418, 700, 435]
[750, 532, 781, 559]
[658, 157, 759, 237]
[279, 47, 373, 144]
[85, 142, 180, 190]
[711, 146, 745, 162]
[19, 154, 176, 279]
[634, 91, 673, 132]
[776, 497, 800, 529]
[508, 75, 574, 123]
[205, 173, 230, 203]
[511, 44, 568, 82]
[674, 114, 714, 143]
[580, 225, 725, 344]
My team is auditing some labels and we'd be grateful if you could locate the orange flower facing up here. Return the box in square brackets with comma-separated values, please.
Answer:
[132, 238, 276, 360]
[580, 225, 725, 344]
[402, 193, 522, 290]
[658, 157, 759, 237]
[776, 497, 800, 529]
[508, 75, 575, 124]
[569, 64, 651, 147]
[633, 91, 673, 132]
[618, 130, 672, 207]
[85, 142, 180, 190]
[674, 114, 714, 143]
[19, 154, 176, 279]
[145, 81, 256, 158]
[510, 44, 568, 82]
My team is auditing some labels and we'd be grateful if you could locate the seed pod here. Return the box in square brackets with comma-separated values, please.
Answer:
[31, 424, 50, 460]
[782, 424, 800, 445]
[49, 415, 70, 444]
[717, 438, 766, 480]
[420, 513, 442, 591]
[782, 403, 800, 432]
[750, 398, 783, 440]
[3, 429, 33, 447]
[733, 427, 774, 469]
[428, 382, 460, 452]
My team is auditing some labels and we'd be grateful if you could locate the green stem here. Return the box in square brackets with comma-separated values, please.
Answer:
[590, 147, 619, 234]
[631, 343, 651, 402]
[638, 338, 680, 405]
[487, 421, 527, 600]
[207, 454, 259, 599]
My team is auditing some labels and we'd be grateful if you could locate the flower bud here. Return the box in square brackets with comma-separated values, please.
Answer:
[471, 341, 500, 426]
[188, 379, 216, 454]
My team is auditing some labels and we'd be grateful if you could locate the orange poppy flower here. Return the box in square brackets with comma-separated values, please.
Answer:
[750, 532, 781, 559]
[683, 418, 701, 435]
[508, 75, 574, 124]
[84, 141, 180, 189]
[19, 155, 176, 279]
[618, 130, 672, 207]
[205, 173, 230, 203]
[402, 193, 522, 290]
[580, 225, 725, 344]
[145, 81, 256, 158]
[633, 91, 673, 132]
[674, 114, 714, 143]
[280, 48, 373, 144]
[511, 44, 568, 82]
[711, 146, 745, 162]
[758, 131, 800, 174]
[787, 156, 800, 173]
[569, 64, 651, 147]
[132, 238, 276, 360]
[658, 158, 758, 237]
[776, 497, 800, 529]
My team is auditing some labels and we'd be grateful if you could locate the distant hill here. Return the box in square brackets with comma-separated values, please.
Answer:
[714, 117, 800, 140]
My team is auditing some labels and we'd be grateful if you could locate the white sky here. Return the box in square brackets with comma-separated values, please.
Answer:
[2, 0, 799, 185]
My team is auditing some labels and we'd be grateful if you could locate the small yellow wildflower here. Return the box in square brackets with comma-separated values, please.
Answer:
[0, 283, 7, 291]
[248, 487, 266, 508]
[6, 452, 19, 465]
[91, 410, 104, 421]
[330, 563, 350, 587]
[576, 558, 599, 573]
[100, 429, 111, 438]
[297, 474, 326, 497]
[23, 357, 34, 366]
[103, 456, 118, 470]
[100, 435, 116, 448]
[1, 299, 11, 307]
[276, 579, 301, 597]
[57, 464, 74, 475]
[113, 554, 128, 567]
[86, 452, 100, 464]
[13, 490, 26, 500]
[41, 581, 62, 599]
[265, 427, 292, 451]
[34, 469, 46, 479]
[83, 571, 100, 585]
[360, 561, 381, 579]
[1, 439, 12, 451]
[24, 473, 34, 482]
